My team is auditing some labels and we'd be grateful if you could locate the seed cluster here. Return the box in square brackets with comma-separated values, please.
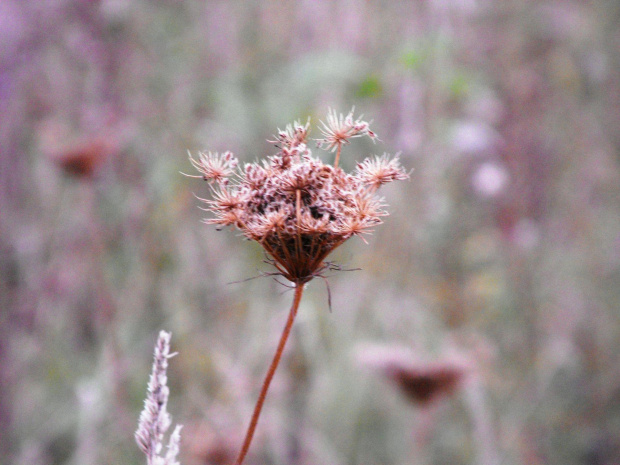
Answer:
[189, 111, 408, 284]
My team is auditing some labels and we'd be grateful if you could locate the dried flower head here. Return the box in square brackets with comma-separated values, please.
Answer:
[49, 138, 112, 178]
[189, 111, 407, 285]
[357, 344, 469, 406]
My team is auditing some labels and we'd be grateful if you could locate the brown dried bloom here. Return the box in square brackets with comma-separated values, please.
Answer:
[391, 361, 467, 405]
[190, 112, 407, 285]
[357, 344, 469, 406]
[49, 137, 113, 178]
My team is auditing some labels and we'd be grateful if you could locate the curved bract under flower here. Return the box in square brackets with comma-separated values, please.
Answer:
[190, 111, 408, 284]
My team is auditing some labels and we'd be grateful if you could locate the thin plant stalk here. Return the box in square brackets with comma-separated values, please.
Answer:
[234, 284, 305, 465]
[334, 142, 342, 168]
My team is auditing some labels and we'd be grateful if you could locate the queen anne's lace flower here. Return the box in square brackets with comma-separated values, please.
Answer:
[183, 111, 408, 465]
[190, 110, 408, 284]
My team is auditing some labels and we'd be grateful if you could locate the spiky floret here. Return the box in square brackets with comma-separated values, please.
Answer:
[316, 107, 377, 152]
[355, 153, 409, 191]
[187, 150, 238, 185]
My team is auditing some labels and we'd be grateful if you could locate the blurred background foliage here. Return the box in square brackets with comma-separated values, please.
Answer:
[1, 1, 620, 464]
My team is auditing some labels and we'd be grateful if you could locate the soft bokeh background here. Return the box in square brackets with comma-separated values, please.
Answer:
[2, 1, 620, 464]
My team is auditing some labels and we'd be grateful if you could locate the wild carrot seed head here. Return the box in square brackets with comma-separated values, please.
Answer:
[190, 111, 407, 284]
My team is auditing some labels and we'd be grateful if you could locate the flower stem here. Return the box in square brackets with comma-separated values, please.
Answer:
[334, 142, 342, 168]
[233, 284, 305, 465]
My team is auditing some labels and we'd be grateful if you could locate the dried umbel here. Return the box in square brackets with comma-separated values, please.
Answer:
[357, 344, 470, 406]
[188, 109, 407, 465]
[189, 111, 407, 285]
[49, 137, 113, 178]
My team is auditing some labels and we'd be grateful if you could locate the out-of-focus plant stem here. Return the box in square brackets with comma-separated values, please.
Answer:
[233, 284, 305, 465]
[334, 142, 342, 168]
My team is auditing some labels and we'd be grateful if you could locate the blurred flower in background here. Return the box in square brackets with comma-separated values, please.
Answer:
[472, 162, 509, 198]
[356, 343, 470, 406]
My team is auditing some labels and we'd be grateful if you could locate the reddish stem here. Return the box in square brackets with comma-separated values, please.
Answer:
[233, 284, 305, 465]
[334, 142, 342, 168]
